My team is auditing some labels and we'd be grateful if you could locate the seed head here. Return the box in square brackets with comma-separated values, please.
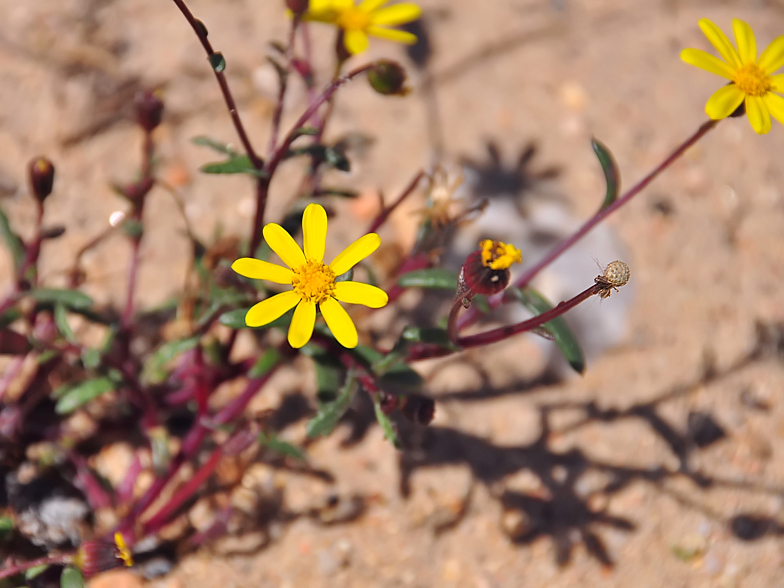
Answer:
[594, 260, 630, 299]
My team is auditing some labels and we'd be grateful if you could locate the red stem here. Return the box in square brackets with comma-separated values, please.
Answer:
[367, 170, 424, 233]
[0, 555, 73, 581]
[457, 119, 719, 331]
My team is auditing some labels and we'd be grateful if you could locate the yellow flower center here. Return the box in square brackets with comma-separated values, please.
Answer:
[733, 63, 772, 96]
[337, 7, 372, 31]
[292, 259, 336, 304]
[114, 532, 134, 567]
[479, 239, 523, 271]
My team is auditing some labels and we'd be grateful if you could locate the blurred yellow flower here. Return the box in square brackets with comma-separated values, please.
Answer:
[304, 0, 422, 55]
[682, 18, 784, 134]
[232, 203, 388, 349]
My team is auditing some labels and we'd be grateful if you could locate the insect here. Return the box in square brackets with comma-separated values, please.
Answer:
[594, 260, 630, 299]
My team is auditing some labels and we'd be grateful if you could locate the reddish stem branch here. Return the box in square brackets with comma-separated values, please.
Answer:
[0, 555, 73, 581]
[367, 170, 424, 233]
[456, 119, 719, 331]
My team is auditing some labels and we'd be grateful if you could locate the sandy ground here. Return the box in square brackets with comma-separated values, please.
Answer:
[2, 0, 784, 587]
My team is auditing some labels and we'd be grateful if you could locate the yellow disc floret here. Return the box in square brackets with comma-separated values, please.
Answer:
[479, 240, 523, 271]
[338, 7, 372, 31]
[114, 532, 134, 567]
[733, 63, 772, 96]
[292, 259, 336, 304]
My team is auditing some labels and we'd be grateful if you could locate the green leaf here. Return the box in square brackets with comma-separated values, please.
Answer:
[54, 377, 115, 414]
[397, 268, 457, 290]
[591, 138, 620, 211]
[310, 349, 344, 402]
[28, 289, 93, 311]
[191, 135, 236, 155]
[334, 268, 353, 283]
[60, 567, 85, 588]
[373, 399, 400, 448]
[141, 337, 200, 385]
[200, 156, 268, 178]
[0, 205, 24, 273]
[81, 348, 101, 370]
[54, 303, 77, 344]
[0, 307, 22, 329]
[248, 347, 283, 378]
[400, 326, 456, 349]
[285, 145, 350, 172]
[509, 287, 586, 374]
[218, 308, 248, 329]
[259, 431, 305, 460]
[0, 515, 14, 541]
[25, 565, 49, 580]
[208, 51, 226, 73]
[353, 345, 423, 392]
[306, 370, 357, 438]
[290, 127, 319, 139]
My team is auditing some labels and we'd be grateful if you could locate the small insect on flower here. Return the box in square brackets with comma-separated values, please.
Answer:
[594, 260, 630, 299]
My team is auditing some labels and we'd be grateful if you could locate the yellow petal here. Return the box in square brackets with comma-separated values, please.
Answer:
[288, 300, 316, 348]
[763, 92, 784, 126]
[334, 281, 389, 308]
[320, 297, 358, 348]
[231, 258, 293, 284]
[745, 95, 771, 134]
[344, 29, 369, 54]
[263, 223, 306, 269]
[698, 18, 741, 69]
[329, 233, 381, 276]
[360, 0, 390, 11]
[366, 25, 418, 44]
[370, 3, 422, 26]
[705, 84, 745, 120]
[245, 290, 301, 327]
[681, 48, 736, 80]
[758, 35, 784, 74]
[769, 73, 784, 91]
[332, 0, 355, 10]
[302, 203, 327, 262]
[732, 18, 756, 64]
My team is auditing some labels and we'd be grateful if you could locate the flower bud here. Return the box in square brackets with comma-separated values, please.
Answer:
[285, 0, 309, 15]
[74, 532, 133, 578]
[134, 89, 165, 132]
[367, 60, 410, 96]
[460, 240, 522, 296]
[28, 157, 55, 203]
[400, 394, 435, 425]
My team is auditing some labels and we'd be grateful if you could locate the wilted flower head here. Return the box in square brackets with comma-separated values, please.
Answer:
[460, 239, 522, 296]
[682, 18, 784, 134]
[232, 203, 388, 348]
[302, 0, 422, 55]
[73, 532, 133, 578]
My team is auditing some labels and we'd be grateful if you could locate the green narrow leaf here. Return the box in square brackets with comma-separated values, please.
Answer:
[400, 326, 457, 349]
[60, 567, 85, 588]
[54, 377, 115, 414]
[352, 344, 424, 391]
[373, 399, 400, 448]
[509, 287, 586, 374]
[0, 205, 24, 273]
[191, 135, 236, 155]
[28, 289, 93, 311]
[310, 349, 344, 402]
[591, 138, 620, 210]
[306, 369, 357, 438]
[218, 308, 248, 329]
[290, 127, 319, 139]
[248, 347, 283, 378]
[200, 156, 268, 178]
[54, 303, 77, 344]
[397, 268, 457, 290]
[25, 565, 49, 580]
[141, 337, 200, 385]
[81, 348, 101, 370]
[0, 514, 13, 541]
[208, 51, 226, 73]
[258, 431, 305, 460]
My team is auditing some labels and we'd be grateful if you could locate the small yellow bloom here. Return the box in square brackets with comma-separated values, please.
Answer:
[304, 0, 422, 55]
[479, 239, 522, 271]
[682, 18, 784, 134]
[114, 532, 134, 567]
[232, 203, 388, 348]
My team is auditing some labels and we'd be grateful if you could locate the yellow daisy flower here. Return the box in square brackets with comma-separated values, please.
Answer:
[304, 0, 422, 55]
[681, 18, 784, 134]
[232, 203, 388, 349]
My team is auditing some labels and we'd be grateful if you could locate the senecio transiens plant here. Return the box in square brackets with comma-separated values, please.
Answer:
[0, 5, 777, 585]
